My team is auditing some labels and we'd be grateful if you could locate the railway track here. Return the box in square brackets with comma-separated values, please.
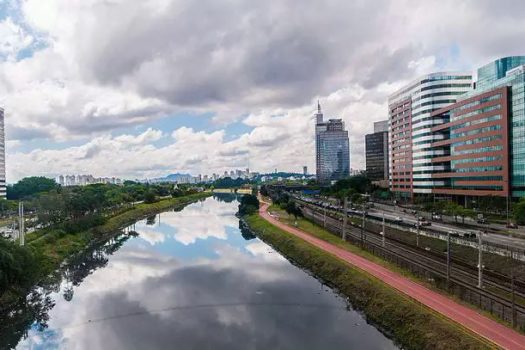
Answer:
[300, 205, 525, 305]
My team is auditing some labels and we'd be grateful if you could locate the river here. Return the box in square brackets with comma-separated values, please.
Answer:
[7, 195, 397, 349]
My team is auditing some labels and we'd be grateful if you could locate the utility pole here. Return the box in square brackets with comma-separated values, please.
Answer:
[382, 211, 386, 247]
[446, 231, 451, 286]
[18, 201, 25, 246]
[478, 231, 483, 288]
[342, 197, 347, 241]
[511, 255, 516, 328]
[416, 212, 420, 248]
[361, 207, 366, 247]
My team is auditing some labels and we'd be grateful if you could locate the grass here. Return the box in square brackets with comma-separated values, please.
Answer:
[271, 205, 525, 329]
[245, 213, 495, 350]
[303, 203, 523, 278]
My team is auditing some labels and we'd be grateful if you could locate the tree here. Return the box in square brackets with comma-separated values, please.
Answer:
[238, 194, 259, 215]
[514, 198, 525, 225]
[143, 191, 158, 204]
[443, 201, 462, 223]
[285, 201, 302, 219]
[7, 177, 58, 200]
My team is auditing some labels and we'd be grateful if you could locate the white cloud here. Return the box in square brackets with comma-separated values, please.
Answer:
[2, 0, 525, 179]
[0, 17, 33, 59]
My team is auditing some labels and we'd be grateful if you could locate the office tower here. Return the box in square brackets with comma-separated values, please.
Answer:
[388, 73, 472, 199]
[303, 166, 308, 175]
[365, 120, 389, 181]
[315, 102, 350, 183]
[428, 56, 525, 199]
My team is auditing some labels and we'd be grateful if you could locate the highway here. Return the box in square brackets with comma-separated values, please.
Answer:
[369, 202, 525, 250]
[295, 195, 525, 252]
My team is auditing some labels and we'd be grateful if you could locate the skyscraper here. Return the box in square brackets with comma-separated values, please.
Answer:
[427, 56, 525, 199]
[0, 108, 5, 198]
[315, 102, 350, 183]
[388, 73, 473, 199]
[365, 120, 389, 181]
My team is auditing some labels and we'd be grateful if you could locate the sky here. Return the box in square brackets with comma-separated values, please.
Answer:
[1, 0, 524, 182]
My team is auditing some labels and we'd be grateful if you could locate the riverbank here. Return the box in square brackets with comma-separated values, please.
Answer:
[1, 192, 210, 305]
[243, 213, 494, 350]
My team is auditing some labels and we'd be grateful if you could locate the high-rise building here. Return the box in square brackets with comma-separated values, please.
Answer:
[365, 120, 389, 181]
[388, 73, 473, 198]
[303, 166, 308, 175]
[315, 102, 350, 183]
[0, 108, 5, 198]
[427, 56, 525, 199]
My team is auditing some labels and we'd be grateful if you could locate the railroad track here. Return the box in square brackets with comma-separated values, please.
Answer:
[300, 205, 525, 304]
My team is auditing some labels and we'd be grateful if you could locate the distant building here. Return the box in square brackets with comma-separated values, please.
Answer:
[303, 166, 308, 175]
[365, 120, 389, 181]
[315, 102, 350, 183]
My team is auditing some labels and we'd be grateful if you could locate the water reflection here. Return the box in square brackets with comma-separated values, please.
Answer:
[9, 196, 396, 349]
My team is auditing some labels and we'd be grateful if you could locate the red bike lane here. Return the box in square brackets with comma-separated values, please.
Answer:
[259, 202, 525, 350]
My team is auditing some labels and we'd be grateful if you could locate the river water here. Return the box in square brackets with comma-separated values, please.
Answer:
[8, 195, 397, 349]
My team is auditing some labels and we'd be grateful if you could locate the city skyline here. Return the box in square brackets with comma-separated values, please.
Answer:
[1, 1, 525, 182]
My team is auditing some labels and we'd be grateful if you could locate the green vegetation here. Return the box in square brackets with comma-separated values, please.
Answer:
[237, 194, 259, 215]
[7, 176, 59, 200]
[244, 213, 492, 350]
[514, 198, 525, 225]
[1, 192, 210, 302]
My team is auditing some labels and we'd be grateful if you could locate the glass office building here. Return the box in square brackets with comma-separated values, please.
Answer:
[315, 104, 350, 183]
[461, 56, 525, 197]
[365, 120, 389, 181]
[388, 73, 473, 198]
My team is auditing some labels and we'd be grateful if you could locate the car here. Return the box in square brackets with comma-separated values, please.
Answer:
[420, 220, 431, 226]
[432, 214, 442, 221]
[393, 216, 403, 223]
[477, 218, 487, 224]
[507, 223, 519, 229]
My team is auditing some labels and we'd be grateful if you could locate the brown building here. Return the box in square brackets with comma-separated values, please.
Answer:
[389, 98, 413, 197]
[430, 86, 510, 198]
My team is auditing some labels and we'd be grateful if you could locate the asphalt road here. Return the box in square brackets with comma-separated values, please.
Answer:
[369, 203, 525, 250]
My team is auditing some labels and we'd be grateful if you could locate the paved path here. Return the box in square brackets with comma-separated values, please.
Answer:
[259, 202, 525, 350]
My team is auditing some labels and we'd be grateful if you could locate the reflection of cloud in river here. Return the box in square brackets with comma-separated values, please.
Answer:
[136, 229, 165, 245]
[244, 241, 286, 263]
[16, 197, 396, 350]
[160, 198, 239, 245]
